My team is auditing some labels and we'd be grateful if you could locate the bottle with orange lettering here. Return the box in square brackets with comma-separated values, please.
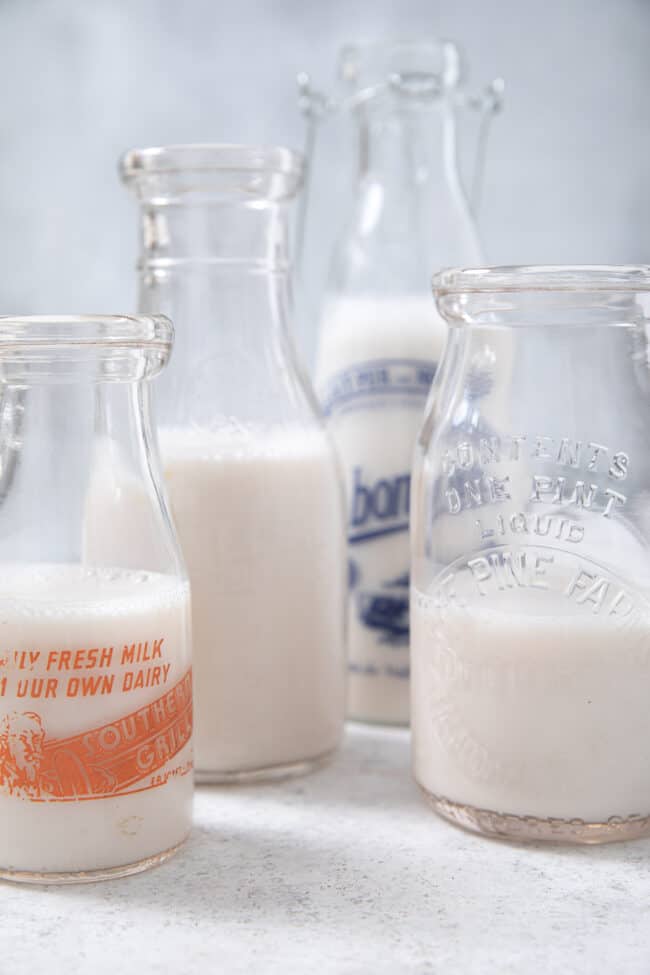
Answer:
[0, 315, 193, 883]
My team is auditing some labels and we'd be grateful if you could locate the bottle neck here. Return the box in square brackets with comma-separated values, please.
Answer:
[359, 100, 460, 191]
[423, 317, 649, 454]
[0, 380, 180, 572]
[140, 200, 292, 270]
[134, 198, 311, 427]
[332, 98, 482, 293]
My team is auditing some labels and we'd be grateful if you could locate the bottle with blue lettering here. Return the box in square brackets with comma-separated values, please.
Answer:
[306, 40, 501, 723]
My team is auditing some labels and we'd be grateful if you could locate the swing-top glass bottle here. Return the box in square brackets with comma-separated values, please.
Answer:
[300, 39, 502, 724]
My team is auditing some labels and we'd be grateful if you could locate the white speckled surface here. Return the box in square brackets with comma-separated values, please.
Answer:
[2, 724, 650, 973]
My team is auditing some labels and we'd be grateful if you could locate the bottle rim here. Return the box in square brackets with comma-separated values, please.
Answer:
[338, 38, 462, 90]
[121, 143, 304, 182]
[432, 265, 650, 294]
[0, 314, 173, 351]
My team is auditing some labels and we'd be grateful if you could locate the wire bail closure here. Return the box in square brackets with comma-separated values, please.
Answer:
[297, 71, 504, 122]
[295, 68, 504, 264]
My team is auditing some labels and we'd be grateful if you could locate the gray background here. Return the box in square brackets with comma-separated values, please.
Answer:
[0, 0, 648, 357]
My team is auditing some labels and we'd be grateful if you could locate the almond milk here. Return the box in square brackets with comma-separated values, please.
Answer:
[0, 564, 192, 880]
[159, 424, 346, 778]
[315, 296, 445, 724]
[411, 588, 650, 826]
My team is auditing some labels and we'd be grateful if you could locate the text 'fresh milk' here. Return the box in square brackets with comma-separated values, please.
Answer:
[0, 564, 192, 878]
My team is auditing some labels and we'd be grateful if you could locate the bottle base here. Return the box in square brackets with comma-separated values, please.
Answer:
[421, 787, 650, 844]
[0, 836, 188, 886]
[195, 745, 337, 785]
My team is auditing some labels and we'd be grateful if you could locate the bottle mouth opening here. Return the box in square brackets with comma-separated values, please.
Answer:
[0, 315, 173, 383]
[433, 265, 650, 295]
[339, 38, 462, 92]
[121, 143, 304, 203]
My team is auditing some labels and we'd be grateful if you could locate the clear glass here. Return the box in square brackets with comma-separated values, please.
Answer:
[0, 315, 192, 883]
[412, 265, 650, 843]
[121, 144, 346, 782]
[312, 41, 484, 725]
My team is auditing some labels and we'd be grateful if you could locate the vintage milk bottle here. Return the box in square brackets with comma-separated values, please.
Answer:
[413, 265, 650, 843]
[0, 314, 192, 883]
[121, 144, 346, 782]
[300, 40, 502, 723]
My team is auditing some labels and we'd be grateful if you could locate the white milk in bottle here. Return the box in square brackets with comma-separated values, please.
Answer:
[315, 296, 446, 724]
[159, 424, 346, 778]
[0, 564, 192, 879]
[411, 586, 650, 831]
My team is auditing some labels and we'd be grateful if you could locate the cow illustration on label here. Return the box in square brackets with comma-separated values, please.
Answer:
[0, 711, 45, 799]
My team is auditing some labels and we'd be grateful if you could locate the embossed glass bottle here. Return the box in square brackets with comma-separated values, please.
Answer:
[121, 144, 346, 782]
[412, 266, 650, 843]
[300, 40, 500, 725]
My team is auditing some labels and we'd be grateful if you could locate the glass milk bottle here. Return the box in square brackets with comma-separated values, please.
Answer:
[121, 144, 346, 782]
[412, 266, 650, 844]
[302, 40, 500, 724]
[0, 315, 192, 883]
